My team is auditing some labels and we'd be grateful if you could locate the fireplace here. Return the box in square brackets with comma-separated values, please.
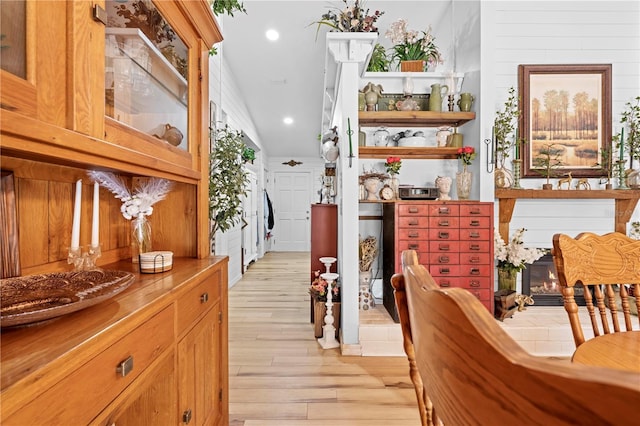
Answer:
[522, 253, 585, 306]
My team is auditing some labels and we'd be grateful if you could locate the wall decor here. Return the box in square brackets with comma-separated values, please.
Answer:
[282, 160, 303, 167]
[519, 64, 612, 178]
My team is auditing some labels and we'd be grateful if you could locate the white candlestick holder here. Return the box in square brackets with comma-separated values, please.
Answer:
[318, 272, 340, 349]
[319, 256, 337, 274]
[68, 245, 102, 271]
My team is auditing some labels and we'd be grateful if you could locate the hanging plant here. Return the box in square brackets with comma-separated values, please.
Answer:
[209, 125, 249, 234]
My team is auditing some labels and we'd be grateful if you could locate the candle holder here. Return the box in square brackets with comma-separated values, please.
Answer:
[616, 160, 629, 190]
[511, 159, 523, 189]
[447, 94, 455, 112]
[318, 272, 340, 349]
[319, 256, 337, 274]
[68, 245, 102, 271]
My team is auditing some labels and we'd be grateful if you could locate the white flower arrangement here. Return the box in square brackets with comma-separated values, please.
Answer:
[494, 228, 546, 273]
[630, 221, 640, 240]
[88, 171, 172, 220]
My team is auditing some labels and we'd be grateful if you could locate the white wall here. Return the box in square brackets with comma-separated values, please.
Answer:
[481, 0, 640, 248]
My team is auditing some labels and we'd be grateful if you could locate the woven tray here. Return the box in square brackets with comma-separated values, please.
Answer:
[0, 270, 135, 327]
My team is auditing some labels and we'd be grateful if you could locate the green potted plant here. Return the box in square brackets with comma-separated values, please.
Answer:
[619, 96, 640, 168]
[493, 87, 520, 188]
[312, 0, 384, 38]
[242, 147, 256, 164]
[532, 143, 563, 189]
[209, 125, 249, 235]
[366, 43, 390, 72]
[385, 19, 443, 71]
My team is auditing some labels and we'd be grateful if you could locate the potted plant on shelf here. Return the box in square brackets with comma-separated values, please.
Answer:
[367, 43, 390, 72]
[312, 0, 384, 38]
[242, 147, 256, 164]
[617, 96, 640, 187]
[493, 87, 520, 188]
[532, 143, 563, 189]
[385, 19, 443, 72]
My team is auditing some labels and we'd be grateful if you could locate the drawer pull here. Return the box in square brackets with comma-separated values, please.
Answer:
[470, 209, 481, 215]
[408, 207, 419, 213]
[200, 293, 209, 303]
[470, 220, 480, 226]
[472, 292, 481, 298]
[469, 232, 480, 238]
[470, 244, 480, 251]
[438, 232, 449, 239]
[440, 268, 450, 274]
[439, 244, 450, 251]
[470, 280, 481, 287]
[438, 255, 450, 263]
[469, 256, 480, 263]
[408, 231, 419, 238]
[408, 244, 419, 250]
[470, 268, 480, 275]
[183, 409, 193, 424]
[116, 355, 134, 378]
[409, 220, 419, 226]
[438, 207, 450, 215]
[440, 281, 451, 287]
[438, 220, 449, 227]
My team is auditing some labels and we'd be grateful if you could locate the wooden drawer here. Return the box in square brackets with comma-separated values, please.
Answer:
[429, 241, 461, 253]
[399, 229, 430, 240]
[429, 265, 460, 277]
[459, 216, 490, 229]
[398, 216, 429, 228]
[177, 271, 221, 336]
[398, 240, 429, 254]
[6, 307, 174, 426]
[428, 252, 460, 266]
[459, 204, 492, 216]
[428, 228, 460, 241]
[428, 216, 460, 229]
[428, 204, 460, 217]
[459, 241, 490, 253]
[398, 204, 429, 216]
[459, 264, 492, 277]
[459, 252, 492, 265]
[459, 228, 490, 241]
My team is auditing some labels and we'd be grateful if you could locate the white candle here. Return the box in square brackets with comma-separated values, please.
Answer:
[71, 179, 82, 249]
[91, 182, 99, 247]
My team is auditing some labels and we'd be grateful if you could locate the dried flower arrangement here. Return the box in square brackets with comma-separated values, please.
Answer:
[359, 235, 378, 272]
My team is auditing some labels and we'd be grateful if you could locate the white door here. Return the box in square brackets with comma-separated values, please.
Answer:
[242, 170, 258, 270]
[273, 171, 311, 251]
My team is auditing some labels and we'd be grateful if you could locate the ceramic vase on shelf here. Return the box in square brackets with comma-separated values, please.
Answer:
[400, 60, 424, 72]
[390, 175, 400, 199]
[494, 166, 513, 189]
[456, 167, 472, 200]
[358, 270, 375, 310]
[511, 159, 523, 189]
[498, 267, 518, 291]
[131, 214, 152, 263]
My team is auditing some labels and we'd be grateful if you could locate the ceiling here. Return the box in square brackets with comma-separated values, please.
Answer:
[220, 1, 450, 159]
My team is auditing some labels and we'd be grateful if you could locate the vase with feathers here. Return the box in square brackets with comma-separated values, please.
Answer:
[88, 171, 172, 262]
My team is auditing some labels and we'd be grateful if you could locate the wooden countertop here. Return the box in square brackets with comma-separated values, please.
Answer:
[0, 257, 227, 392]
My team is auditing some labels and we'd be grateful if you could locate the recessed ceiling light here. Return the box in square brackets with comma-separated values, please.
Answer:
[283, 117, 293, 125]
[266, 29, 279, 41]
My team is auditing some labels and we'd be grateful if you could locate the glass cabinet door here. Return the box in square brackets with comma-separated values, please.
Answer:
[105, 0, 189, 150]
[0, 0, 26, 79]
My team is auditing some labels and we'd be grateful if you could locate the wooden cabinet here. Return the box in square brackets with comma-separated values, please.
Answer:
[383, 201, 494, 321]
[310, 204, 338, 280]
[0, 258, 228, 426]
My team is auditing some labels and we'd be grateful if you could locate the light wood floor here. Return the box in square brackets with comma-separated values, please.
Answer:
[229, 252, 421, 426]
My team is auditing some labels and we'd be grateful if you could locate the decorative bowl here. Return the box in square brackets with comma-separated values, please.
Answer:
[398, 136, 427, 147]
[0, 270, 135, 328]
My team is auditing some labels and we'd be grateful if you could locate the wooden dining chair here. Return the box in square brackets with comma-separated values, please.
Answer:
[391, 250, 439, 426]
[401, 258, 640, 425]
[552, 232, 640, 347]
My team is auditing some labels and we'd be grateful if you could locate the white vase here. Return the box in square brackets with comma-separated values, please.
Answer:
[390, 175, 400, 199]
[456, 169, 473, 200]
[358, 270, 375, 310]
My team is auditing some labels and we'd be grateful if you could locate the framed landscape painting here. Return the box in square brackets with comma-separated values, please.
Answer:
[518, 64, 612, 178]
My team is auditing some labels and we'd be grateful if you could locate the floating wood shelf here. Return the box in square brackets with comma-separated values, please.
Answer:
[358, 111, 475, 128]
[359, 146, 459, 159]
[495, 188, 640, 241]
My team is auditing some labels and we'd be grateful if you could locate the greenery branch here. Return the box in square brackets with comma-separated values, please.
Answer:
[494, 87, 521, 168]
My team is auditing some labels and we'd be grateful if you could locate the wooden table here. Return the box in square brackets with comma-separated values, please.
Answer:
[572, 331, 640, 373]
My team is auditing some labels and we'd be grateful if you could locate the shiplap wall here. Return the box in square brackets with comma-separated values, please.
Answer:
[481, 0, 640, 248]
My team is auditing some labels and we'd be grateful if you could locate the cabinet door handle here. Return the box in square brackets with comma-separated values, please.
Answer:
[408, 231, 419, 238]
[469, 256, 480, 263]
[438, 207, 450, 215]
[409, 207, 419, 213]
[440, 280, 451, 287]
[470, 280, 481, 287]
[470, 209, 481, 215]
[438, 220, 449, 226]
[408, 220, 418, 226]
[469, 232, 480, 238]
[470, 220, 480, 226]
[438, 244, 450, 251]
[408, 243, 419, 250]
[116, 355, 134, 378]
[200, 293, 209, 303]
[183, 409, 192, 424]
[439, 268, 450, 275]
[470, 244, 480, 251]
[438, 232, 449, 239]
[438, 255, 450, 263]
[470, 268, 480, 275]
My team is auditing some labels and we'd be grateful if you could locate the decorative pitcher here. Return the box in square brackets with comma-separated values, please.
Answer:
[458, 92, 475, 112]
[429, 83, 449, 112]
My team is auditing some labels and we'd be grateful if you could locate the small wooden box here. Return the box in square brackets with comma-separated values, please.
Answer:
[494, 289, 517, 321]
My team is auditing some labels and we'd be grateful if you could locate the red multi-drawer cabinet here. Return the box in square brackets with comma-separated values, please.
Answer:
[383, 201, 494, 322]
